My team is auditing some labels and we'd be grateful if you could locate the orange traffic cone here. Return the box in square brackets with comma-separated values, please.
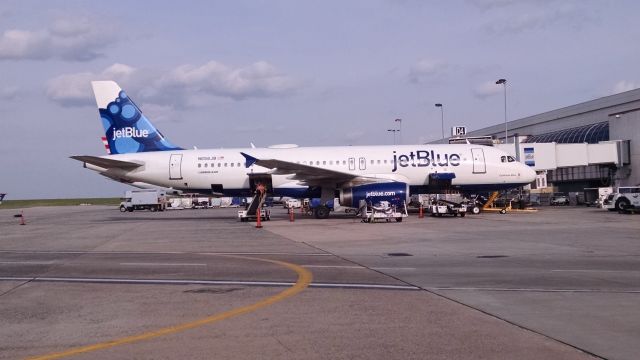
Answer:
[256, 212, 263, 228]
[419, 205, 424, 219]
[20, 211, 26, 225]
[289, 208, 295, 222]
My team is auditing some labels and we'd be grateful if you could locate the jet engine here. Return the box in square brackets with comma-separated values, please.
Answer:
[339, 182, 409, 208]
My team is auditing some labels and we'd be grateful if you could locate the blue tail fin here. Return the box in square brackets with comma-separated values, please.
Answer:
[91, 81, 182, 155]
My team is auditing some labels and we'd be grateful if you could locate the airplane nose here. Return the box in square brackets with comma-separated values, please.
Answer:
[522, 165, 536, 183]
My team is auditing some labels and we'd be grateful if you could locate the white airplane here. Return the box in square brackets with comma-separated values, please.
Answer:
[72, 81, 536, 218]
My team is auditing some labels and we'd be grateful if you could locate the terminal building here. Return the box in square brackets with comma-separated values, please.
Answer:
[457, 89, 640, 194]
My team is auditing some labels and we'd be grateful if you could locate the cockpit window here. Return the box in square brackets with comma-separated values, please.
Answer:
[501, 156, 506, 163]
[507, 156, 516, 162]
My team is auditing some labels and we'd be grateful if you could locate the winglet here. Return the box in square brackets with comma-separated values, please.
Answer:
[240, 152, 258, 168]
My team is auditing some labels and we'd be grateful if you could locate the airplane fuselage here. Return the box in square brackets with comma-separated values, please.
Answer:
[86, 144, 535, 198]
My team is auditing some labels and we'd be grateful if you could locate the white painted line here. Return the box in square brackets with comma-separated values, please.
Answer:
[0, 261, 55, 265]
[431, 287, 640, 293]
[203, 252, 332, 257]
[120, 263, 207, 267]
[40, 277, 292, 286]
[551, 269, 635, 273]
[301, 265, 416, 271]
[0, 277, 34, 281]
[0, 276, 420, 290]
[0, 250, 331, 256]
[302, 265, 363, 269]
[314, 283, 419, 290]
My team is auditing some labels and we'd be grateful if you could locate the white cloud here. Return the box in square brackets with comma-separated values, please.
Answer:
[408, 59, 449, 84]
[46, 61, 301, 108]
[469, 0, 520, 11]
[46, 63, 136, 107]
[157, 61, 300, 101]
[473, 80, 503, 99]
[343, 130, 366, 144]
[0, 86, 19, 100]
[136, 103, 179, 124]
[612, 80, 639, 94]
[477, 1, 594, 34]
[0, 30, 49, 60]
[0, 17, 116, 61]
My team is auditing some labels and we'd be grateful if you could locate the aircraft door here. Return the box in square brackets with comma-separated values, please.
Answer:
[169, 154, 183, 180]
[359, 157, 366, 170]
[348, 157, 356, 171]
[471, 148, 486, 174]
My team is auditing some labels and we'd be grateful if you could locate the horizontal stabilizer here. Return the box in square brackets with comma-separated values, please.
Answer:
[70, 155, 142, 170]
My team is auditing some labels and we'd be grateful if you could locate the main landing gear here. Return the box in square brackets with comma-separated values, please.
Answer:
[313, 205, 331, 219]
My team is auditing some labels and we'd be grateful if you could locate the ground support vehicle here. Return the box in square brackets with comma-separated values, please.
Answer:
[166, 198, 184, 210]
[192, 197, 210, 209]
[603, 187, 640, 213]
[360, 201, 407, 223]
[238, 208, 270, 222]
[583, 187, 613, 207]
[284, 198, 302, 209]
[120, 189, 166, 212]
[238, 188, 270, 222]
[429, 200, 467, 217]
[463, 195, 485, 214]
[550, 195, 570, 206]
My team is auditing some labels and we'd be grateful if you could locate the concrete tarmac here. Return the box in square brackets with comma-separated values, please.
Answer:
[1, 205, 638, 359]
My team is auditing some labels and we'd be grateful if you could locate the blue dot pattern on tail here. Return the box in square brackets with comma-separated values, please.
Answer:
[99, 91, 182, 154]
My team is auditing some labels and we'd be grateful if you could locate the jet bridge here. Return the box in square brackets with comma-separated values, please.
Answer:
[496, 140, 629, 171]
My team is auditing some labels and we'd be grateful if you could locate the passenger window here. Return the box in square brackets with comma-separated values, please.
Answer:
[329, 161, 333, 165]
[217, 163, 221, 167]
[370, 160, 374, 165]
[316, 161, 320, 165]
[501, 156, 506, 163]
[384, 160, 387, 164]
[230, 163, 234, 167]
[342, 160, 346, 165]
[323, 161, 326, 165]
[198, 163, 201, 168]
[377, 160, 381, 164]
[204, 163, 208, 168]
[224, 163, 227, 167]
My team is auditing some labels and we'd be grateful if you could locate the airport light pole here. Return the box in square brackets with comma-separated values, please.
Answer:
[387, 129, 398, 145]
[435, 103, 444, 140]
[496, 78, 507, 143]
[395, 118, 402, 144]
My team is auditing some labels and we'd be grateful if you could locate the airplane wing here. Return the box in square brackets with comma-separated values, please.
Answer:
[240, 152, 388, 186]
[70, 155, 142, 170]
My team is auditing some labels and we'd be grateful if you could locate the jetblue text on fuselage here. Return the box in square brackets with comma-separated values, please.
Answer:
[112, 127, 149, 141]
[392, 150, 461, 172]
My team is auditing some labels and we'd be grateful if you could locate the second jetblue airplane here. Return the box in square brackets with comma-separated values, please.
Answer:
[72, 81, 536, 218]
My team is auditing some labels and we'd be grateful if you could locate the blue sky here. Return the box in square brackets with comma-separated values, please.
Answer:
[1, 0, 639, 199]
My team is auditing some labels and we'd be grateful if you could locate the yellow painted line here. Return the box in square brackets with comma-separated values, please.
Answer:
[27, 255, 312, 360]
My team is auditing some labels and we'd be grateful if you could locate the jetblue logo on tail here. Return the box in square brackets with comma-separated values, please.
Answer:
[93, 82, 183, 154]
[112, 127, 150, 141]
